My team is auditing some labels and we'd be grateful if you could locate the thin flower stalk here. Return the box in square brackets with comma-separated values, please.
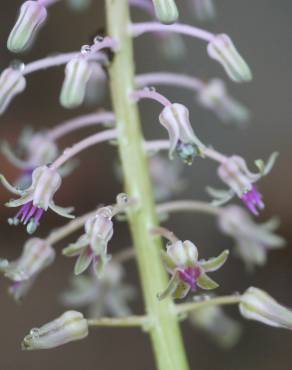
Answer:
[157, 200, 221, 216]
[87, 315, 148, 328]
[131, 88, 171, 107]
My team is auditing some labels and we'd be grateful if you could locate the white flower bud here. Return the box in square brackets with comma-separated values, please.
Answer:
[167, 240, 198, 267]
[22, 311, 88, 350]
[60, 57, 92, 109]
[152, 0, 179, 24]
[207, 34, 252, 83]
[7, 1, 47, 53]
[159, 103, 205, 164]
[0, 68, 26, 115]
[240, 287, 292, 330]
[31, 166, 62, 210]
[191, 0, 216, 22]
[26, 133, 58, 167]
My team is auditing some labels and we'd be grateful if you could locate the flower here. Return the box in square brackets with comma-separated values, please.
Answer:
[197, 79, 250, 126]
[0, 238, 55, 300]
[190, 302, 242, 348]
[61, 262, 135, 318]
[22, 311, 88, 350]
[1, 165, 74, 234]
[152, 0, 179, 24]
[207, 34, 252, 83]
[239, 287, 292, 330]
[209, 152, 278, 215]
[7, 0, 47, 53]
[218, 205, 285, 268]
[159, 103, 206, 164]
[0, 66, 26, 115]
[190, 0, 216, 22]
[159, 240, 229, 299]
[63, 207, 114, 276]
[66, 0, 92, 11]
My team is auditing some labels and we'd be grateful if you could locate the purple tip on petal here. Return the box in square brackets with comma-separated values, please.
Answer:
[241, 185, 264, 216]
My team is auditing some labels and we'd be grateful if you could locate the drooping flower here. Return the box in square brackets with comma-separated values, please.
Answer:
[61, 262, 135, 318]
[159, 239, 229, 299]
[207, 34, 252, 83]
[63, 207, 114, 276]
[0, 165, 74, 234]
[7, 0, 48, 53]
[0, 66, 26, 115]
[190, 0, 216, 22]
[239, 287, 292, 330]
[159, 103, 206, 164]
[197, 79, 250, 126]
[189, 302, 242, 348]
[0, 238, 55, 300]
[22, 311, 88, 350]
[209, 152, 278, 215]
[218, 205, 285, 268]
[152, 0, 179, 24]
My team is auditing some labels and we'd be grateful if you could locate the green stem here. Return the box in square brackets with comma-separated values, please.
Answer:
[105, 1, 190, 370]
[88, 315, 147, 328]
[176, 295, 242, 316]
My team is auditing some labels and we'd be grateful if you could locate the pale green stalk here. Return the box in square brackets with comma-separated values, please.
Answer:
[105, 1, 190, 370]
[88, 315, 147, 328]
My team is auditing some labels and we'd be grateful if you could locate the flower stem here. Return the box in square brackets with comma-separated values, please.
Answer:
[131, 88, 171, 106]
[176, 295, 242, 315]
[106, 1, 190, 370]
[157, 200, 221, 216]
[88, 315, 147, 328]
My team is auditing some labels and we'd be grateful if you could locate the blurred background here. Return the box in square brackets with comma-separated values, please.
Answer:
[0, 0, 291, 369]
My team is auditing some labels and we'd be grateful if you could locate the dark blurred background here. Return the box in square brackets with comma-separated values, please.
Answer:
[0, 1, 292, 369]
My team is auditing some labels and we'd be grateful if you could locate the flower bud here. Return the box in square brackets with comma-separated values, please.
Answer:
[152, 0, 179, 24]
[159, 103, 205, 164]
[66, 0, 91, 11]
[191, 0, 216, 22]
[26, 133, 58, 167]
[240, 287, 292, 330]
[7, 1, 47, 53]
[167, 240, 198, 267]
[22, 311, 88, 350]
[207, 34, 252, 83]
[0, 67, 26, 115]
[60, 57, 92, 109]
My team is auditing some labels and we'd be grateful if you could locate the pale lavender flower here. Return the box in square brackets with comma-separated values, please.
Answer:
[197, 79, 250, 126]
[61, 262, 135, 318]
[190, 303, 242, 348]
[159, 240, 229, 299]
[207, 34, 252, 83]
[8, 1, 48, 53]
[22, 311, 88, 350]
[218, 205, 285, 268]
[152, 0, 179, 24]
[159, 103, 206, 164]
[210, 152, 278, 215]
[0, 238, 55, 300]
[190, 0, 216, 22]
[240, 287, 292, 330]
[62, 207, 114, 276]
[1, 165, 74, 234]
[0, 66, 26, 115]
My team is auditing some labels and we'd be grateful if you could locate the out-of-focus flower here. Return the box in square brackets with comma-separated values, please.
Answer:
[190, 302, 242, 348]
[152, 0, 179, 24]
[0, 66, 26, 115]
[84, 63, 107, 106]
[207, 34, 252, 83]
[66, 0, 92, 11]
[240, 287, 292, 330]
[0, 238, 55, 301]
[190, 0, 216, 22]
[159, 239, 229, 299]
[61, 262, 135, 318]
[1, 165, 74, 234]
[218, 205, 285, 268]
[159, 103, 206, 164]
[209, 152, 278, 215]
[22, 311, 88, 350]
[197, 79, 250, 126]
[7, 1, 47, 53]
[63, 207, 114, 276]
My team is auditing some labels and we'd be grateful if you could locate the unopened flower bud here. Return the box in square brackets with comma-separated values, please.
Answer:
[22, 311, 88, 350]
[60, 57, 92, 109]
[159, 103, 205, 164]
[191, 0, 216, 22]
[8, 1, 47, 53]
[152, 0, 179, 24]
[66, 0, 91, 11]
[207, 34, 252, 83]
[240, 287, 292, 330]
[0, 67, 26, 114]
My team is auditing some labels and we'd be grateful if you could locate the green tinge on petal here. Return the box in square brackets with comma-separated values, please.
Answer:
[50, 202, 75, 219]
[160, 249, 176, 270]
[62, 243, 86, 257]
[74, 249, 92, 275]
[152, 0, 179, 24]
[197, 273, 219, 290]
[200, 250, 229, 272]
[255, 151, 279, 176]
[157, 271, 180, 300]
[173, 281, 190, 299]
[0, 174, 24, 195]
